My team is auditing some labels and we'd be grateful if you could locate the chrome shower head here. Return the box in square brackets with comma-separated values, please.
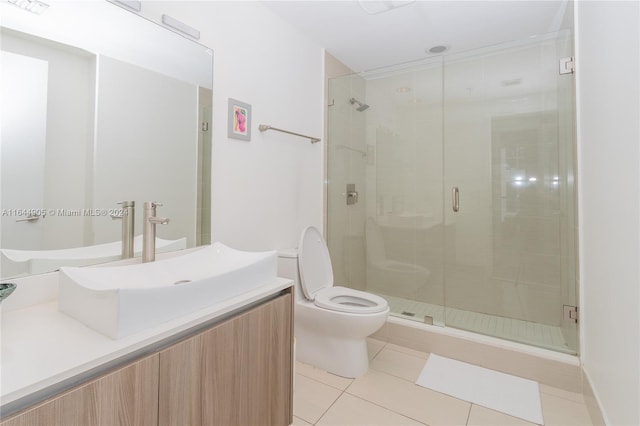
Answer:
[349, 97, 370, 112]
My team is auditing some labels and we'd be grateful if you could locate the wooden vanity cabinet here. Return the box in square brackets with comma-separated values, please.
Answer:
[1, 291, 293, 426]
[0, 355, 159, 426]
[159, 293, 293, 426]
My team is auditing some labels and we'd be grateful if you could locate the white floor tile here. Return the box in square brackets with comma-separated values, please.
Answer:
[291, 415, 313, 425]
[317, 393, 424, 425]
[468, 405, 539, 426]
[416, 354, 543, 424]
[293, 374, 343, 424]
[370, 347, 428, 382]
[347, 369, 471, 425]
[293, 341, 592, 426]
[540, 392, 593, 426]
[296, 361, 354, 390]
[539, 384, 586, 404]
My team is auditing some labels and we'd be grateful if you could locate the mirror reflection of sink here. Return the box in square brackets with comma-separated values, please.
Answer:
[1, 236, 187, 276]
[58, 243, 277, 339]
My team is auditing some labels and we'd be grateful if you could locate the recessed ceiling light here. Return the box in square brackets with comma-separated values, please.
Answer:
[8, 0, 49, 15]
[428, 45, 448, 54]
[396, 87, 412, 93]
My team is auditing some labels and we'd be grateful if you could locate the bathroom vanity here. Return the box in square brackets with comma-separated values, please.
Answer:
[0, 274, 293, 426]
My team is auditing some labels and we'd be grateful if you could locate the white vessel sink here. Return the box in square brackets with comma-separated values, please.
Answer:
[58, 243, 277, 339]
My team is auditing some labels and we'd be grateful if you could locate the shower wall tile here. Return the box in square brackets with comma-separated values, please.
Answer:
[518, 253, 561, 287]
[445, 269, 503, 317]
[500, 281, 563, 325]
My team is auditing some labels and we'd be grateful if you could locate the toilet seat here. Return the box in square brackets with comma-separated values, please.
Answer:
[313, 286, 388, 314]
[298, 226, 336, 301]
[298, 226, 389, 314]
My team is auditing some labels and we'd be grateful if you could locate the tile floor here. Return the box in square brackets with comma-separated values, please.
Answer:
[292, 339, 593, 426]
[378, 293, 573, 354]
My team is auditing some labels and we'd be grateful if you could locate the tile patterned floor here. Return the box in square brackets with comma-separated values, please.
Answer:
[293, 339, 593, 426]
[378, 293, 573, 354]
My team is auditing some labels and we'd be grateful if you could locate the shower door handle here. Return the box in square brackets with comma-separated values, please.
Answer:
[452, 187, 459, 212]
[346, 183, 359, 205]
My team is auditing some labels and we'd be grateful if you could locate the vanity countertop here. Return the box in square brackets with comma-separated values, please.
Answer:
[0, 274, 292, 415]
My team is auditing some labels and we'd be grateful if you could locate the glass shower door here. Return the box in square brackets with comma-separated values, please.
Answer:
[369, 59, 445, 325]
[442, 34, 578, 354]
[327, 73, 369, 293]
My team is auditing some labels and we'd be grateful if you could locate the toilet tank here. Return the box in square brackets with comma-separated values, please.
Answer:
[277, 248, 303, 301]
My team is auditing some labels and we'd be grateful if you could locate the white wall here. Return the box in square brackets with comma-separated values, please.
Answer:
[140, 2, 324, 252]
[576, 1, 640, 425]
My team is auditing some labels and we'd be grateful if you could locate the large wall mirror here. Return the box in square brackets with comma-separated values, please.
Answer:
[0, 0, 213, 279]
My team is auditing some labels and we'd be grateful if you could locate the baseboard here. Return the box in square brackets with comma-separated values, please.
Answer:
[581, 368, 607, 426]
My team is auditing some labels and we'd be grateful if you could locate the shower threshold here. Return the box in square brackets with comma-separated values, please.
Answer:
[376, 292, 574, 355]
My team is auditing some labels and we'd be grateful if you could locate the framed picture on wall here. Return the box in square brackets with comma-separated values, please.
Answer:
[227, 98, 251, 141]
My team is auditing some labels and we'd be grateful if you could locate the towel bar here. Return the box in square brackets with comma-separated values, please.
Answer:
[258, 124, 320, 144]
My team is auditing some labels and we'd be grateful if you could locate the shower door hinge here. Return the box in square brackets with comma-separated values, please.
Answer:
[563, 305, 578, 323]
[559, 57, 575, 75]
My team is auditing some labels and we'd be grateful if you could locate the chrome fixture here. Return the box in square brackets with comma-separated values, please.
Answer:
[258, 124, 320, 144]
[452, 187, 460, 212]
[142, 201, 170, 263]
[346, 183, 359, 205]
[559, 57, 575, 75]
[111, 201, 135, 259]
[15, 215, 43, 223]
[349, 97, 370, 112]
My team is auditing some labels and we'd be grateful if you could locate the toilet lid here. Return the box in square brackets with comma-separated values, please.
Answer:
[298, 226, 333, 300]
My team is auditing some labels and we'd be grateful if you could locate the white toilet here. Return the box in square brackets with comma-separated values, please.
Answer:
[278, 226, 389, 378]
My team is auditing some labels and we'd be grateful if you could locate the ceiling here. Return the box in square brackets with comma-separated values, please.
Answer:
[263, 0, 571, 72]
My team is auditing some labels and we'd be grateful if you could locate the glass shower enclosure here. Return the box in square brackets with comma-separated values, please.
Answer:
[327, 30, 578, 354]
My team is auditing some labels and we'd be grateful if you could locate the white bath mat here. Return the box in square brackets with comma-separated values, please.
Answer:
[416, 354, 543, 424]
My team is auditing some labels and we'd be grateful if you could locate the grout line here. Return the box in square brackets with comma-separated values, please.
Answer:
[465, 403, 473, 425]
[346, 369, 473, 413]
[314, 388, 346, 425]
[295, 370, 353, 392]
[538, 387, 586, 404]
[341, 392, 430, 425]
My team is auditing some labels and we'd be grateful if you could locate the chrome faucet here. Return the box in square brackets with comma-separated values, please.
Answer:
[142, 201, 170, 263]
[111, 201, 135, 259]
